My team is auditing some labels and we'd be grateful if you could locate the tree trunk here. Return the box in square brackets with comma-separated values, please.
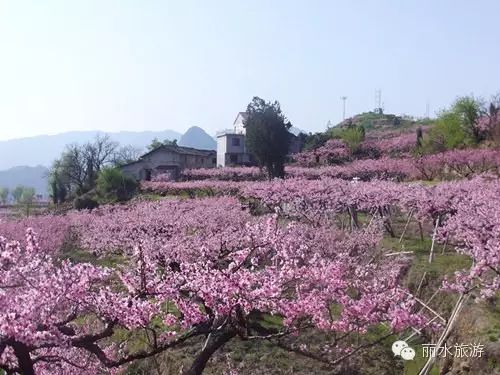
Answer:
[12, 342, 35, 375]
[183, 329, 236, 375]
[348, 206, 359, 230]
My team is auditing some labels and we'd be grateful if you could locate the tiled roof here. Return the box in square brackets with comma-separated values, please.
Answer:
[119, 145, 215, 168]
[140, 145, 216, 159]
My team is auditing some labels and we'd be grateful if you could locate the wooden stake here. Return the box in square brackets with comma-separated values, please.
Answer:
[419, 294, 467, 375]
[399, 209, 414, 243]
[428, 216, 440, 263]
[416, 271, 427, 296]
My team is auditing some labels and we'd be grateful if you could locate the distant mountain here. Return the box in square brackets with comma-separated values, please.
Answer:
[0, 165, 49, 195]
[0, 130, 182, 170]
[0, 127, 219, 193]
[178, 126, 216, 150]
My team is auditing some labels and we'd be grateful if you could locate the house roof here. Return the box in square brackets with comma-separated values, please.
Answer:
[140, 145, 215, 158]
[120, 145, 215, 167]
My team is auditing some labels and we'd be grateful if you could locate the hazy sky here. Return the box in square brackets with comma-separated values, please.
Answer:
[1, 1, 499, 140]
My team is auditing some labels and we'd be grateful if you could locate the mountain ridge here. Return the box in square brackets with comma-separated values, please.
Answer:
[0, 128, 219, 194]
[0, 129, 182, 170]
[0, 165, 50, 196]
[178, 126, 216, 150]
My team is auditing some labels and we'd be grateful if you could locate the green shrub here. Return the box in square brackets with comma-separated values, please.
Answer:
[96, 167, 138, 203]
[73, 194, 99, 210]
[422, 111, 473, 152]
[334, 126, 365, 153]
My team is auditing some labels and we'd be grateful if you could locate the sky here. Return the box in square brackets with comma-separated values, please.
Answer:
[0, 0, 499, 141]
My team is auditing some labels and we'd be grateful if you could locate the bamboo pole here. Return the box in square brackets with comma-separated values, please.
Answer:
[428, 216, 440, 263]
[415, 272, 427, 296]
[399, 209, 414, 243]
[418, 294, 467, 375]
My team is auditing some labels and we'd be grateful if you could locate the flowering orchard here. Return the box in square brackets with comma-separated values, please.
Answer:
[1, 167, 499, 373]
[1, 196, 429, 374]
[178, 148, 500, 183]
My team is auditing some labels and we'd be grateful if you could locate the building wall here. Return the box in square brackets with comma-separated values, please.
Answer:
[233, 113, 246, 134]
[216, 136, 228, 167]
[225, 134, 246, 154]
[122, 148, 215, 180]
[216, 133, 249, 167]
[121, 162, 148, 180]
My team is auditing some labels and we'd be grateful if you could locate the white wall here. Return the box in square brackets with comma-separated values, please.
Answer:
[217, 135, 228, 167]
[233, 114, 246, 134]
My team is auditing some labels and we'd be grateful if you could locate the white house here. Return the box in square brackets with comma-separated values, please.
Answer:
[216, 112, 253, 167]
[216, 111, 303, 167]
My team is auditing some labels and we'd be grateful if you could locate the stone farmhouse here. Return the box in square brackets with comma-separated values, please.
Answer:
[121, 145, 216, 181]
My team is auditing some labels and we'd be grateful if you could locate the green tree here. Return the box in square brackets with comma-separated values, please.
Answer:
[451, 96, 484, 142]
[9, 186, 36, 216]
[424, 111, 472, 152]
[12, 186, 25, 203]
[331, 125, 365, 154]
[49, 166, 68, 205]
[147, 138, 164, 151]
[147, 138, 177, 151]
[302, 132, 331, 151]
[0, 187, 9, 204]
[20, 187, 36, 205]
[49, 135, 118, 200]
[244, 97, 292, 179]
[96, 167, 138, 203]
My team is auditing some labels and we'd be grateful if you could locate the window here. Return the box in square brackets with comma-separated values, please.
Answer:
[232, 137, 240, 146]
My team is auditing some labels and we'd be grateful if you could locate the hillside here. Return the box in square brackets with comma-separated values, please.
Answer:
[0, 130, 182, 170]
[0, 165, 49, 195]
[178, 126, 216, 150]
[335, 112, 429, 132]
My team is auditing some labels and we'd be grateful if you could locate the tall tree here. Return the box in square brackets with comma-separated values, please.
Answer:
[50, 135, 119, 198]
[112, 145, 143, 166]
[451, 95, 485, 142]
[11, 186, 25, 203]
[0, 187, 9, 204]
[244, 97, 292, 178]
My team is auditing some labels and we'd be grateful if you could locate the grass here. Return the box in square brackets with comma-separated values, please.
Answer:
[60, 246, 125, 268]
[403, 344, 439, 375]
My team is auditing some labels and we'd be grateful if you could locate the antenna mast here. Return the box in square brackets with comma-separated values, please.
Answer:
[341, 96, 347, 120]
[375, 89, 382, 114]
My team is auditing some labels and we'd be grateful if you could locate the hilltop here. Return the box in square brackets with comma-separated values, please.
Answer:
[335, 112, 430, 132]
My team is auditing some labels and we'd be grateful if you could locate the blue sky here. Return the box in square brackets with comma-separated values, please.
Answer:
[0, 0, 499, 140]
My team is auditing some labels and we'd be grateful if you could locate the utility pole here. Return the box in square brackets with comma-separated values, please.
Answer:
[425, 101, 430, 119]
[341, 96, 347, 120]
[375, 89, 382, 114]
